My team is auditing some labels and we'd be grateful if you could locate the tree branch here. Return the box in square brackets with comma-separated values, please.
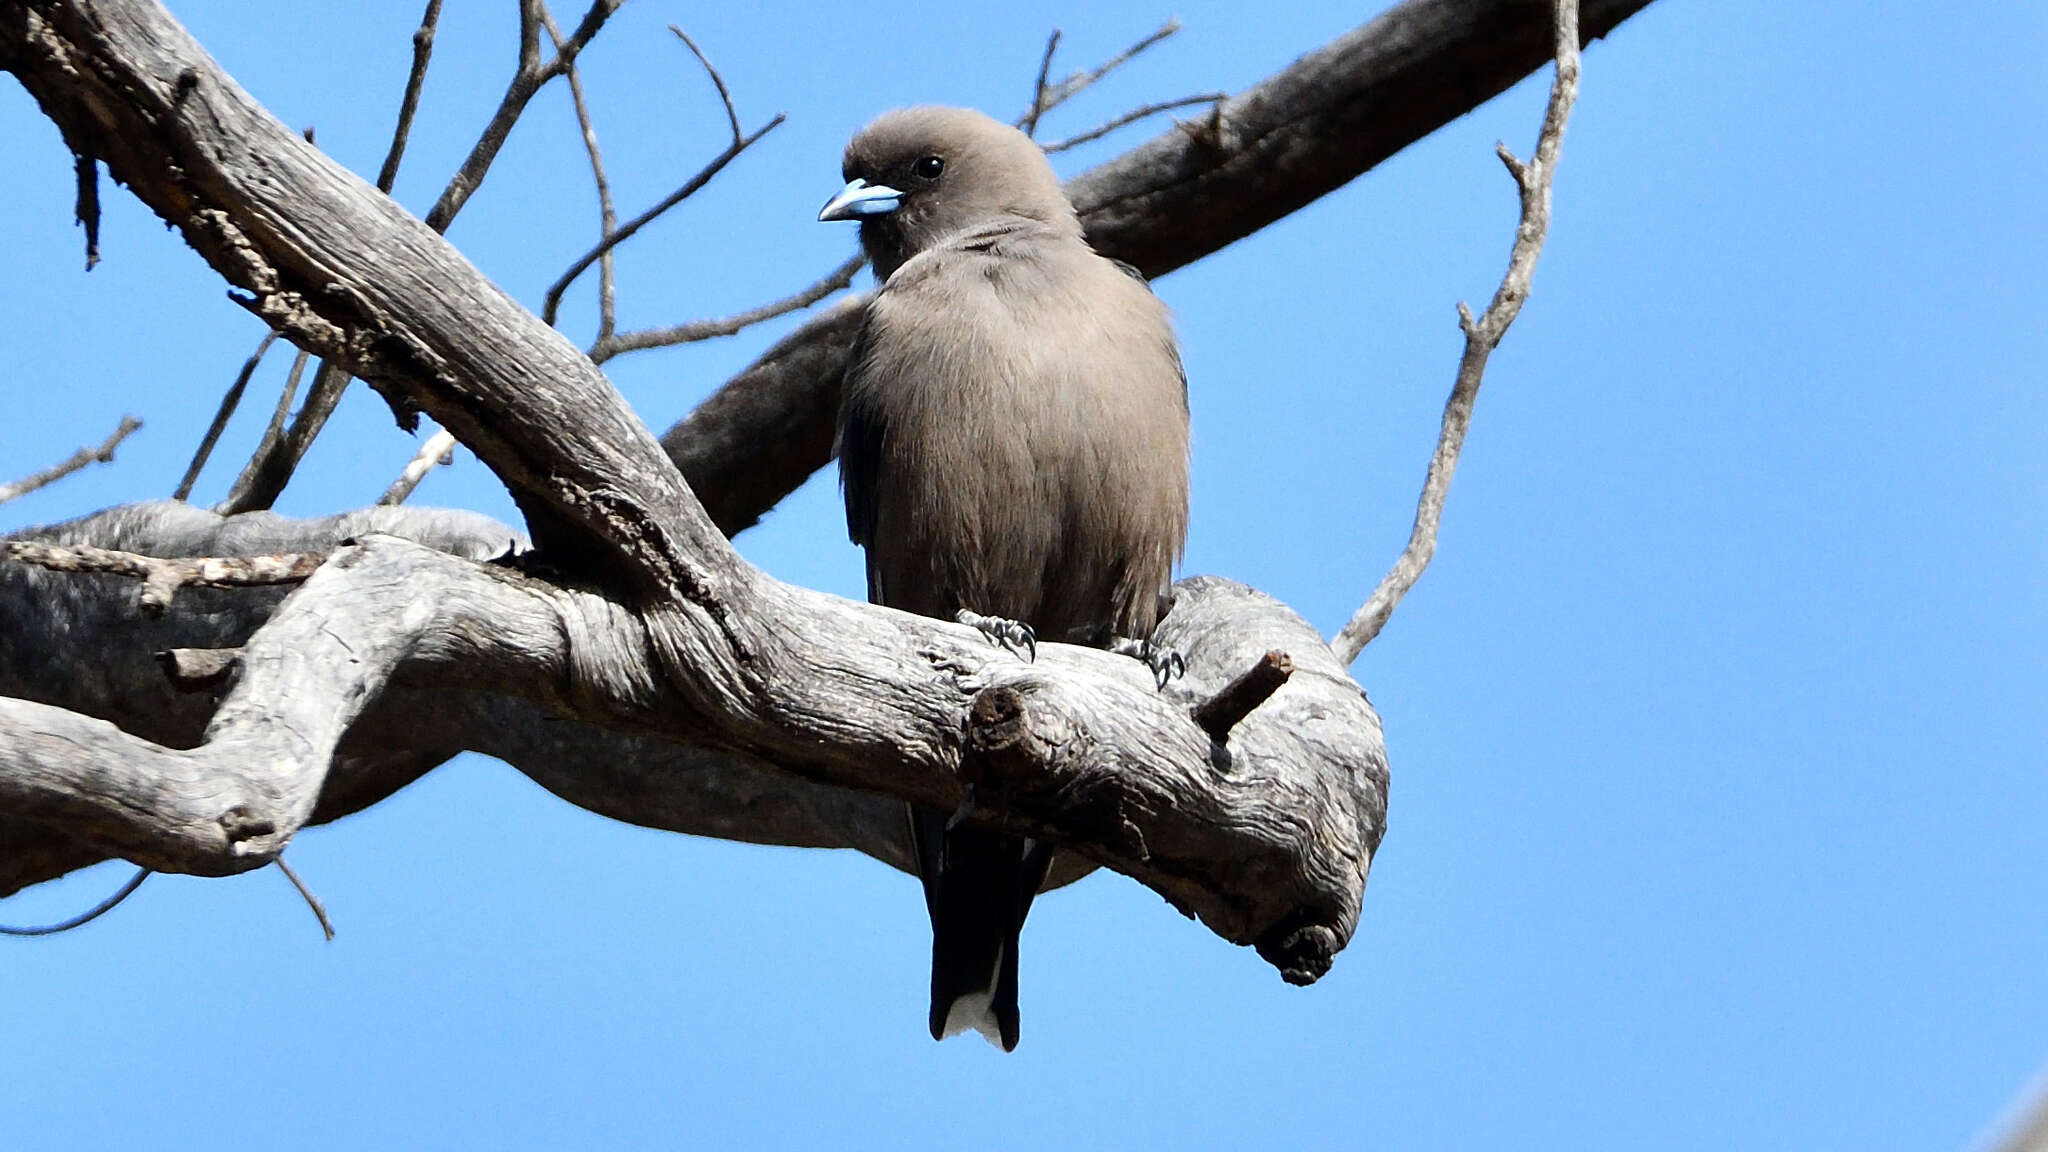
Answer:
[0, 414, 141, 506]
[1331, 0, 1582, 663]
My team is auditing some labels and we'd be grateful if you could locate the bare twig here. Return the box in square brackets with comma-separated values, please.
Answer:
[73, 153, 100, 271]
[424, 0, 624, 233]
[542, 5, 618, 340]
[1021, 29, 1062, 137]
[591, 253, 865, 364]
[0, 867, 148, 937]
[215, 351, 333, 515]
[175, 334, 276, 501]
[1019, 19, 1181, 133]
[273, 856, 335, 941]
[253, 349, 308, 466]
[1331, 0, 1582, 665]
[0, 414, 141, 506]
[1042, 93, 1227, 154]
[191, 1, 443, 512]
[1, 540, 326, 615]
[670, 26, 740, 146]
[379, 428, 458, 505]
[374, 0, 444, 194]
[542, 28, 783, 328]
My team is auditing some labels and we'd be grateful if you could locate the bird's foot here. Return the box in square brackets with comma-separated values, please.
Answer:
[1111, 636, 1186, 690]
[955, 609, 1036, 661]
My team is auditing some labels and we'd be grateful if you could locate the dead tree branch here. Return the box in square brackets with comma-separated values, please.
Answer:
[175, 335, 274, 501]
[541, 27, 784, 330]
[0, 414, 140, 506]
[379, 428, 457, 506]
[1332, 0, 1582, 664]
[374, 0, 443, 194]
[2, 539, 325, 614]
[590, 253, 864, 365]
[1021, 20, 1181, 136]
[542, 3, 618, 342]
[657, 0, 1656, 536]
[1041, 93, 1226, 154]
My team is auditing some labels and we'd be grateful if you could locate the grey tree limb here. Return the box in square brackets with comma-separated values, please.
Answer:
[656, 0, 1656, 537]
[0, 505, 1384, 974]
[1, 0, 1387, 979]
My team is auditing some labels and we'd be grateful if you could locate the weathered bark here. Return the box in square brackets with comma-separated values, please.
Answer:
[0, 0, 1389, 979]
[663, 0, 1658, 534]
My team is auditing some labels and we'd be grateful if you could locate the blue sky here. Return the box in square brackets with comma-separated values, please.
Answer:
[3, 1, 2045, 1148]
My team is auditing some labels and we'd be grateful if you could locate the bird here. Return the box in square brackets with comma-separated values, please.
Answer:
[820, 106, 1190, 1051]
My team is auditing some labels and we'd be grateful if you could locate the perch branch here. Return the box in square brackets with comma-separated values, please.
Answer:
[0, 414, 141, 506]
[1331, 0, 1582, 664]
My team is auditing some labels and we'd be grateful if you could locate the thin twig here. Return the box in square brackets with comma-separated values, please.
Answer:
[1331, 0, 1581, 665]
[591, 252, 865, 364]
[216, 351, 334, 515]
[425, 0, 625, 234]
[542, 114, 787, 327]
[1042, 93, 1227, 154]
[1, 540, 326, 615]
[273, 856, 335, 941]
[374, 0, 444, 194]
[379, 427, 458, 505]
[670, 26, 741, 146]
[1018, 19, 1181, 132]
[175, 334, 276, 501]
[1022, 29, 1062, 137]
[542, 5, 619, 340]
[73, 153, 100, 271]
[0, 867, 149, 937]
[0, 414, 142, 506]
[253, 348, 308, 464]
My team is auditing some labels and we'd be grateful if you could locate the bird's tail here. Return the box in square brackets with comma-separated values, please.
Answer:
[909, 804, 1054, 1052]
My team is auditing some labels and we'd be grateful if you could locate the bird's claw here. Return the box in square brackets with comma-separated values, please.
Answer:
[955, 609, 1036, 661]
[1111, 636, 1186, 690]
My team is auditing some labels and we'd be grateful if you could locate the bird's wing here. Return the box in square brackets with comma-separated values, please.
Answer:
[835, 312, 889, 601]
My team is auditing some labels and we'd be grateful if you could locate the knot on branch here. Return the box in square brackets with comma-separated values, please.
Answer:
[1255, 911, 1342, 986]
[1191, 649, 1293, 743]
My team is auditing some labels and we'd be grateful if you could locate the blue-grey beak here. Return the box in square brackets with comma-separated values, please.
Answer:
[819, 178, 903, 222]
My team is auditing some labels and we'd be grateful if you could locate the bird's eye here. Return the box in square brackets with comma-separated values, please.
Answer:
[913, 155, 945, 181]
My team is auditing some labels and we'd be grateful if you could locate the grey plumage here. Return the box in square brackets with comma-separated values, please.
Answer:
[824, 106, 1189, 1050]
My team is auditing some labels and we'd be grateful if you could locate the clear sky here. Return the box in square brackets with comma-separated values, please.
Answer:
[3, 1, 2045, 1148]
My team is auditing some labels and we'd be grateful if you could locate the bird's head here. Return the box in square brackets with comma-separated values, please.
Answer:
[819, 106, 1079, 280]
